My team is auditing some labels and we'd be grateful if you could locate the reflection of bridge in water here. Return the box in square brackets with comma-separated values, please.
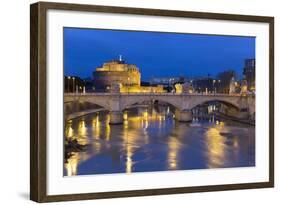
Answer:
[64, 93, 255, 124]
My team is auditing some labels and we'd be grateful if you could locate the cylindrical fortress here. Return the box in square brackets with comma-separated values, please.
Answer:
[93, 59, 141, 90]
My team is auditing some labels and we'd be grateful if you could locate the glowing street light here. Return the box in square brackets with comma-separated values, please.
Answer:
[218, 79, 221, 93]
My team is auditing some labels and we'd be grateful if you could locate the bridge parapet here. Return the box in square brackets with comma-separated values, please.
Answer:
[64, 93, 244, 97]
[64, 92, 255, 123]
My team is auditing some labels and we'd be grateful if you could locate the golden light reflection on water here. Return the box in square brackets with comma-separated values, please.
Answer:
[65, 120, 74, 139]
[206, 124, 228, 168]
[167, 137, 181, 169]
[121, 108, 167, 173]
[142, 118, 149, 144]
[105, 114, 111, 140]
[122, 119, 133, 173]
[142, 109, 148, 120]
[65, 125, 73, 139]
[141, 118, 148, 129]
[78, 120, 86, 134]
[126, 145, 133, 173]
[77, 119, 88, 145]
[91, 114, 102, 154]
[65, 152, 90, 176]
[123, 120, 129, 129]
[166, 123, 188, 170]
[123, 111, 128, 121]
[64, 104, 251, 176]
[65, 152, 79, 176]
[105, 124, 111, 140]
[92, 115, 101, 139]
[121, 108, 171, 172]
[64, 118, 91, 176]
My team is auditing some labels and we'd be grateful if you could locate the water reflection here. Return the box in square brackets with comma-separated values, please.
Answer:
[206, 127, 227, 168]
[65, 152, 79, 176]
[167, 137, 181, 170]
[64, 105, 255, 176]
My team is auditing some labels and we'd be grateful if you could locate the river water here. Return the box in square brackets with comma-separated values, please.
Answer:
[64, 106, 255, 176]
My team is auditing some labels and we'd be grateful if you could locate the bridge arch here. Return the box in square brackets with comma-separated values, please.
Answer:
[188, 98, 240, 111]
[120, 95, 182, 111]
[80, 100, 110, 111]
[64, 100, 109, 116]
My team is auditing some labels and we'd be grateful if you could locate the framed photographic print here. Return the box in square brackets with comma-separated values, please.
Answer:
[30, 1, 274, 202]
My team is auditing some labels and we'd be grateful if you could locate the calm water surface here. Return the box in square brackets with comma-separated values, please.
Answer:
[64, 107, 255, 176]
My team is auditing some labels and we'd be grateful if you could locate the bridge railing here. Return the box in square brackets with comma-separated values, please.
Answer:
[64, 92, 248, 97]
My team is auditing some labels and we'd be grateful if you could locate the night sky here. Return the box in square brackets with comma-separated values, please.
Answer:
[64, 27, 255, 81]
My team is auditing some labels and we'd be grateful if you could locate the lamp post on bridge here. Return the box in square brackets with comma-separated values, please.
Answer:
[72, 77, 75, 93]
[213, 79, 216, 95]
[67, 76, 71, 92]
[83, 80, 86, 94]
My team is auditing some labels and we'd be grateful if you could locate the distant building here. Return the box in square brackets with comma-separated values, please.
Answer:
[192, 77, 217, 93]
[150, 76, 189, 92]
[243, 59, 255, 91]
[92, 56, 165, 93]
[149, 77, 184, 86]
[229, 77, 236, 94]
[216, 70, 236, 93]
[93, 57, 141, 91]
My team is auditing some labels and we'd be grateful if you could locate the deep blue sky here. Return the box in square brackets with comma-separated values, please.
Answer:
[64, 27, 255, 81]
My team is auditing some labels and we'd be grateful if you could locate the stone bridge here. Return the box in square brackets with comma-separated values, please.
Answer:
[64, 93, 255, 124]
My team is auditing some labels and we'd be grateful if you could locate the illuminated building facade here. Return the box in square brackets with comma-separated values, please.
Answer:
[93, 57, 141, 91]
[243, 59, 255, 92]
[119, 84, 164, 93]
[93, 56, 165, 93]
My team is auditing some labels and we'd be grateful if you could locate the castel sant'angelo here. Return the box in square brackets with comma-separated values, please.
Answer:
[92, 56, 164, 93]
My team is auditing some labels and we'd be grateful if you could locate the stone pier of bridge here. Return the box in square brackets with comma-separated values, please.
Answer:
[109, 111, 124, 124]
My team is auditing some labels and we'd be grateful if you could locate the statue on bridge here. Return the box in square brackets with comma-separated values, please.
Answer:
[110, 83, 122, 93]
[229, 76, 236, 94]
[175, 83, 183, 94]
[240, 78, 248, 96]
[182, 82, 194, 94]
